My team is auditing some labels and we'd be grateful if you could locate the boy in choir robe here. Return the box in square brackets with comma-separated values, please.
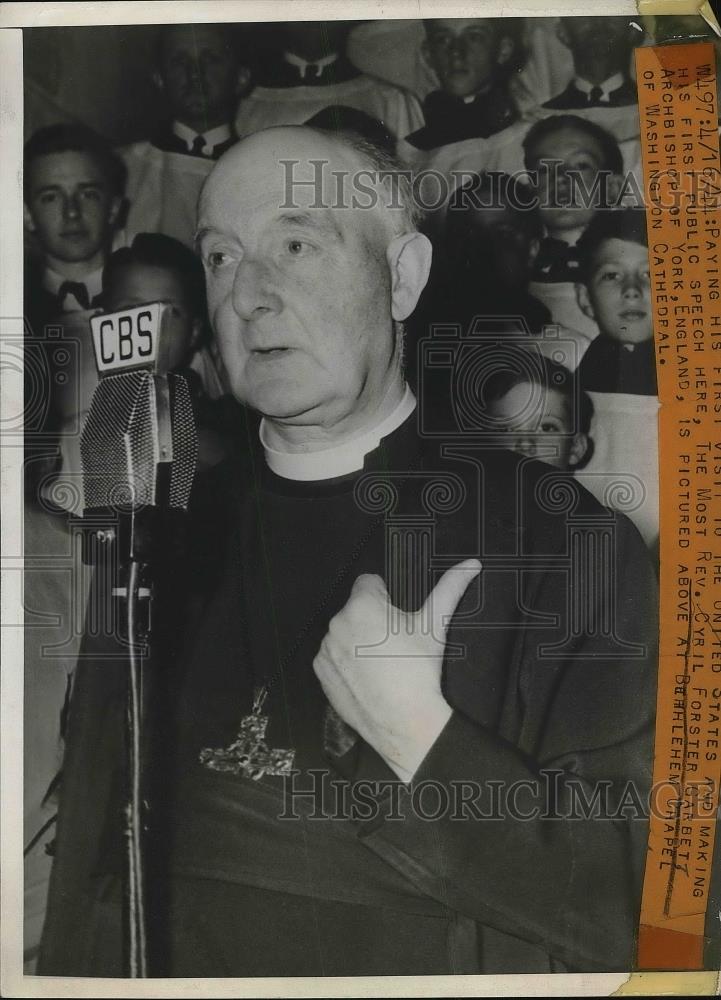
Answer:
[522, 114, 625, 340]
[234, 21, 423, 146]
[24, 123, 126, 332]
[573, 208, 659, 549]
[543, 16, 640, 109]
[575, 208, 655, 396]
[121, 23, 250, 247]
[404, 18, 525, 151]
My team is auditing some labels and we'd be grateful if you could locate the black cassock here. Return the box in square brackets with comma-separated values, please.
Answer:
[40, 408, 659, 976]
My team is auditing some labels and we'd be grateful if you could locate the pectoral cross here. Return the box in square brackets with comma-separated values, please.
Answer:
[199, 687, 295, 780]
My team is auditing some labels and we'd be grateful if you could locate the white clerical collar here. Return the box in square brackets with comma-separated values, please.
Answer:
[172, 120, 232, 155]
[574, 72, 625, 102]
[260, 384, 416, 482]
[283, 50, 339, 79]
[43, 265, 104, 311]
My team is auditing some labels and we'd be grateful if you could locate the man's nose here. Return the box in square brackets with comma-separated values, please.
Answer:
[448, 36, 468, 61]
[63, 194, 81, 220]
[231, 257, 282, 320]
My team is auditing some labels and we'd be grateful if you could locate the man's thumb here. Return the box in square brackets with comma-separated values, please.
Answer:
[422, 559, 482, 634]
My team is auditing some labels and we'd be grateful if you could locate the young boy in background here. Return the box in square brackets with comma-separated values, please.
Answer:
[101, 233, 230, 467]
[573, 207, 658, 551]
[522, 113, 625, 341]
[522, 114, 625, 283]
[482, 354, 593, 471]
[575, 207, 655, 395]
[24, 123, 126, 330]
[405, 17, 524, 150]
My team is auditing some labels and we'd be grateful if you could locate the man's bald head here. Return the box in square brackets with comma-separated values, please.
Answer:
[195, 125, 432, 443]
[200, 125, 420, 247]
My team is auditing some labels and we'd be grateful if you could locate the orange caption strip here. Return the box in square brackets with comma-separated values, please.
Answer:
[636, 41, 721, 971]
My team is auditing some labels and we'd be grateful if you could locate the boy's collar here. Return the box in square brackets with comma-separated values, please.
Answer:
[172, 120, 232, 153]
[43, 265, 103, 304]
[573, 72, 626, 101]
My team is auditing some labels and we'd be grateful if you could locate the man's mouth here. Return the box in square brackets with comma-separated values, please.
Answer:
[61, 230, 88, 239]
[620, 309, 647, 321]
[252, 347, 292, 356]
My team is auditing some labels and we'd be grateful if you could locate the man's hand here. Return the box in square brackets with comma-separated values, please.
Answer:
[313, 559, 482, 782]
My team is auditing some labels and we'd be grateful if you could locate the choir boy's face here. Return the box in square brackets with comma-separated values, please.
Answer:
[577, 237, 652, 345]
[104, 262, 199, 372]
[560, 16, 636, 69]
[487, 383, 585, 469]
[197, 129, 411, 430]
[24, 151, 120, 267]
[423, 19, 511, 99]
[157, 24, 240, 128]
[527, 125, 609, 237]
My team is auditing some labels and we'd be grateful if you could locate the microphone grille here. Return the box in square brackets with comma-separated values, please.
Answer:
[80, 371, 159, 510]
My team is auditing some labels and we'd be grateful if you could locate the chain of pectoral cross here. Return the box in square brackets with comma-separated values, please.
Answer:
[199, 455, 425, 781]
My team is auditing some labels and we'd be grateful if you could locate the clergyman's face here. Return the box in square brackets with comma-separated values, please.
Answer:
[25, 151, 119, 266]
[196, 129, 397, 431]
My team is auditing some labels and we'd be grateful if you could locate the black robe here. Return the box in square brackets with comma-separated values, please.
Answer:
[39, 409, 661, 976]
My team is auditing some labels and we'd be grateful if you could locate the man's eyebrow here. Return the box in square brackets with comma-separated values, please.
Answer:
[194, 227, 222, 252]
[276, 211, 343, 239]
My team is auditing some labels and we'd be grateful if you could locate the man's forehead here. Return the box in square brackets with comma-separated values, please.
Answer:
[200, 128, 375, 222]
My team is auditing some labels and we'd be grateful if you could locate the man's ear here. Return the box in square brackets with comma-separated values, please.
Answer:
[388, 231, 433, 321]
[575, 281, 595, 322]
[23, 204, 36, 233]
[568, 432, 589, 468]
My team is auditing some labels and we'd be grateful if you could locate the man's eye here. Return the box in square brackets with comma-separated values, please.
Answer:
[205, 250, 232, 271]
[81, 189, 102, 201]
[600, 270, 621, 281]
[540, 422, 560, 433]
[287, 239, 310, 256]
[38, 192, 58, 205]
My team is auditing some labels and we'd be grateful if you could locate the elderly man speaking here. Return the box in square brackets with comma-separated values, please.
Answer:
[40, 127, 657, 978]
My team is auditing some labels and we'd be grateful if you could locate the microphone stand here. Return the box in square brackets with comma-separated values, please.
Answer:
[80, 509, 157, 976]
[79, 360, 198, 977]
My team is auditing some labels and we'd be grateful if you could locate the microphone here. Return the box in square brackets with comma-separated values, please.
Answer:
[78, 301, 201, 978]
[80, 302, 199, 565]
